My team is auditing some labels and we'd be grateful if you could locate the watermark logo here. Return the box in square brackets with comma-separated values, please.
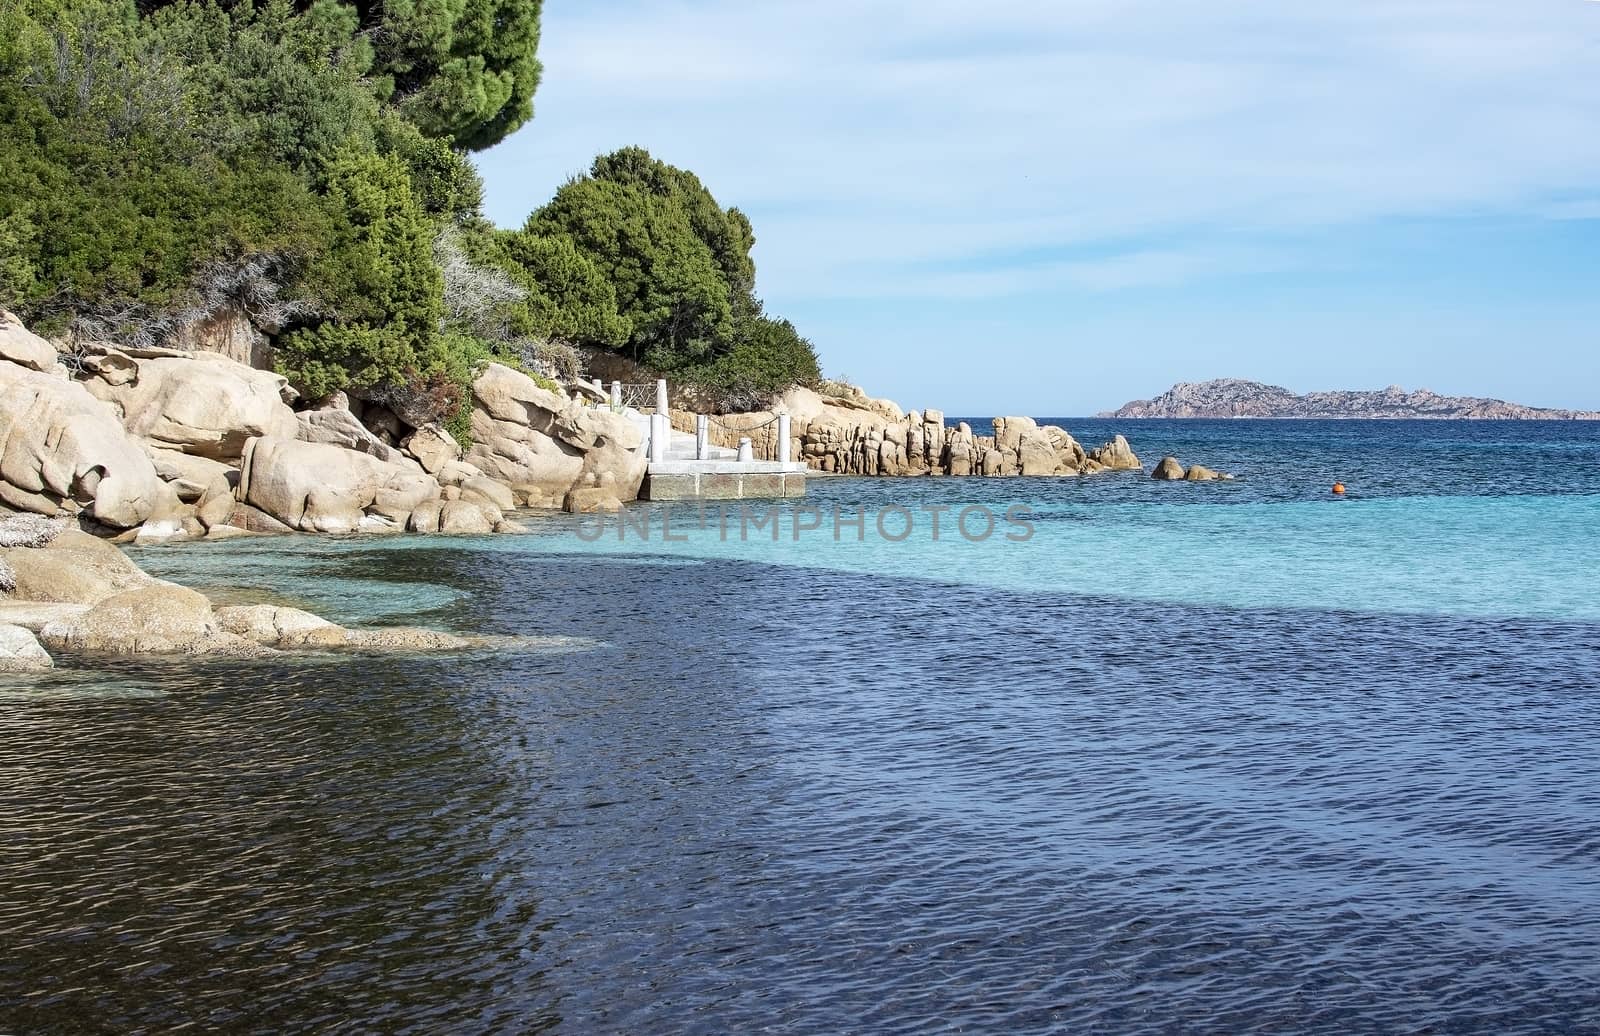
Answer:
[572, 503, 1036, 544]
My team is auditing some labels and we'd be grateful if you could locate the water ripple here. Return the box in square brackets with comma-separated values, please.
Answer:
[3, 551, 1599, 1033]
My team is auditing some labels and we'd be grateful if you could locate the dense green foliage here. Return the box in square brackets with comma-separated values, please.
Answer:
[505, 147, 820, 400]
[0, 0, 816, 423]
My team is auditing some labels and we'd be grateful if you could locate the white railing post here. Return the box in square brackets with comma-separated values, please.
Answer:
[649, 413, 668, 463]
[777, 414, 792, 463]
[610, 380, 622, 408]
[737, 437, 753, 463]
[655, 378, 669, 416]
[696, 415, 709, 461]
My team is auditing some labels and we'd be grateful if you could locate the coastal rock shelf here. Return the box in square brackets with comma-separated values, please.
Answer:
[0, 309, 1218, 558]
[0, 514, 488, 662]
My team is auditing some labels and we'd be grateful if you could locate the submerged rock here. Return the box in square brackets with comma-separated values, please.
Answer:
[343, 627, 472, 652]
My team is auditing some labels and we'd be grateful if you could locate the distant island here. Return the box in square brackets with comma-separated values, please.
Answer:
[1100, 379, 1600, 420]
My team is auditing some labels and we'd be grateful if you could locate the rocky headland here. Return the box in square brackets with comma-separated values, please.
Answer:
[1102, 379, 1600, 420]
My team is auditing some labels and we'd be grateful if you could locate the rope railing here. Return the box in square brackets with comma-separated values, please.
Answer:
[707, 412, 782, 432]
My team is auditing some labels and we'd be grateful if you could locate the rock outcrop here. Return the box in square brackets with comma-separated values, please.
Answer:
[0, 516, 485, 660]
[82, 351, 299, 459]
[238, 436, 443, 534]
[0, 623, 52, 671]
[678, 387, 1142, 479]
[1152, 456, 1186, 480]
[467, 363, 647, 510]
[0, 308, 1198, 537]
[0, 355, 171, 528]
[1103, 379, 1600, 420]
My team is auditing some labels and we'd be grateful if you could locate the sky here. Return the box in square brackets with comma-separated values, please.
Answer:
[476, 0, 1600, 416]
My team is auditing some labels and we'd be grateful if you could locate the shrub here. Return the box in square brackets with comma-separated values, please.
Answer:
[277, 151, 442, 395]
[514, 338, 583, 383]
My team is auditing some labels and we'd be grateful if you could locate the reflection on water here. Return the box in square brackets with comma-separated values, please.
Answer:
[4, 544, 1600, 1033]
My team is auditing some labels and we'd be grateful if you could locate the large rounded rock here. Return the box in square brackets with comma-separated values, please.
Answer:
[0, 362, 169, 528]
[0, 623, 53, 671]
[0, 529, 154, 603]
[460, 476, 515, 511]
[147, 448, 233, 503]
[406, 500, 444, 533]
[438, 500, 495, 534]
[1017, 432, 1059, 476]
[402, 423, 462, 474]
[466, 364, 646, 502]
[472, 362, 570, 428]
[238, 436, 440, 533]
[1089, 434, 1143, 471]
[86, 354, 298, 460]
[467, 412, 585, 493]
[39, 584, 268, 656]
[993, 416, 1039, 453]
[296, 407, 401, 463]
[564, 486, 623, 513]
[1152, 456, 1186, 480]
[0, 310, 58, 372]
[1184, 464, 1227, 482]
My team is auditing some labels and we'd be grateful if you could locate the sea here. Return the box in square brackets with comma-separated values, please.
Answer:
[3, 418, 1599, 1034]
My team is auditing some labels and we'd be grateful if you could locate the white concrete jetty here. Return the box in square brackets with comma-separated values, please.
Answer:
[600, 380, 806, 500]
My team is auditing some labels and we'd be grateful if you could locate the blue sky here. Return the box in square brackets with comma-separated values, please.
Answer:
[476, 0, 1600, 415]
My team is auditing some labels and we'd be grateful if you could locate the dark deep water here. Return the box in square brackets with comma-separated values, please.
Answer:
[3, 419, 1600, 1034]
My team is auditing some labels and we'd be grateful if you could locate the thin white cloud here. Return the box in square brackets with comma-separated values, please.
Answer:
[478, 0, 1600, 303]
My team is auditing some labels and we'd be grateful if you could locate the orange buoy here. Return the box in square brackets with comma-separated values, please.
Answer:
[1332, 482, 1346, 495]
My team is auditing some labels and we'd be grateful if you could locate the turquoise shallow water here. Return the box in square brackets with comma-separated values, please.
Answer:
[5, 419, 1600, 1033]
[490, 489, 1600, 622]
[134, 416, 1600, 623]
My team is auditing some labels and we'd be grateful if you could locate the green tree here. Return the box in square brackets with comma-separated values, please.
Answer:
[494, 231, 631, 348]
[354, 0, 542, 151]
[514, 147, 818, 399]
[275, 151, 442, 398]
[524, 151, 739, 365]
[0, 0, 331, 333]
